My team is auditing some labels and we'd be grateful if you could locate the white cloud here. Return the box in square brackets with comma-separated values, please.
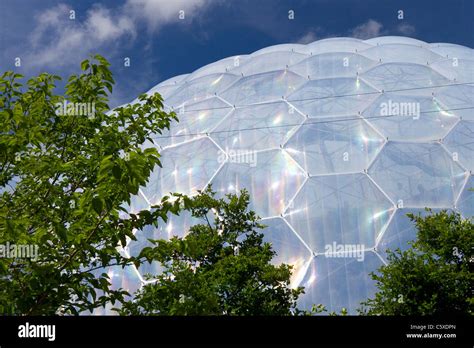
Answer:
[397, 23, 416, 36]
[87, 7, 135, 41]
[28, 4, 136, 68]
[26, 0, 212, 69]
[296, 20, 386, 44]
[125, 0, 209, 32]
[30, 4, 69, 47]
[297, 31, 317, 44]
[349, 19, 383, 39]
[348, 19, 416, 40]
[296, 27, 325, 44]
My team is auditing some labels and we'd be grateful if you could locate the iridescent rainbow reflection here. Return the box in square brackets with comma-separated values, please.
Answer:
[99, 36, 474, 314]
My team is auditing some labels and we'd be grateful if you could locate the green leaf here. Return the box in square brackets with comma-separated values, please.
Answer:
[57, 225, 68, 242]
[92, 197, 104, 214]
[112, 164, 122, 179]
[80, 59, 90, 71]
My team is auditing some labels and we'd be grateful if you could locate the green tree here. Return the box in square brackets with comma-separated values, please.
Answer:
[0, 55, 180, 314]
[120, 187, 303, 315]
[360, 210, 473, 315]
[0, 57, 305, 316]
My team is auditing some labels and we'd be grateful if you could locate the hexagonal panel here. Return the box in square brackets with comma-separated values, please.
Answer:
[261, 217, 312, 285]
[285, 173, 394, 253]
[185, 55, 250, 81]
[362, 93, 460, 142]
[210, 101, 304, 152]
[145, 74, 190, 100]
[361, 63, 450, 93]
[165, 73, 238, 108]
[430, 58, 474, 83]
[434, 84, 474, 121]
[368, 142, 468, 208]
[219, 70, 306, 106]
[152, 97, 233, 148]
[297, 251, 382, 314]
[306, 37, 373, 55]
[376, 207, 444, 261]
[287, 77, 379, 117]
[289, 52, 377, 79]
[284, 116, 385, 175]
[210, 149, 306, 218]
[142, 138, 221, 204]
[429, 44, 474, 60]
[231, 51, 308, 76]
[443, 121, 474, 171]
[360, 44, 443, 65]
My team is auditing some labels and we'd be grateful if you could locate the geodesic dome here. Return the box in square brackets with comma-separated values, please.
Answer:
[107, 36, 474, 314]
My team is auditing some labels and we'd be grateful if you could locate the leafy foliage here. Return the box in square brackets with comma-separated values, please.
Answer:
[120, 188, 303, 316]
[0, 55, 179, 314]
[360, 210, 473, 315]
[0, 57, 305, 316]
[294, 304, 348, 316]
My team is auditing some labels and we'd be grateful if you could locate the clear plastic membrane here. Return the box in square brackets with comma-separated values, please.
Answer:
[98, 36, 473, 314]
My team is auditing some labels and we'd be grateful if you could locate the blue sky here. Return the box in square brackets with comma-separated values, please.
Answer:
[1, 0, 473, 107]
